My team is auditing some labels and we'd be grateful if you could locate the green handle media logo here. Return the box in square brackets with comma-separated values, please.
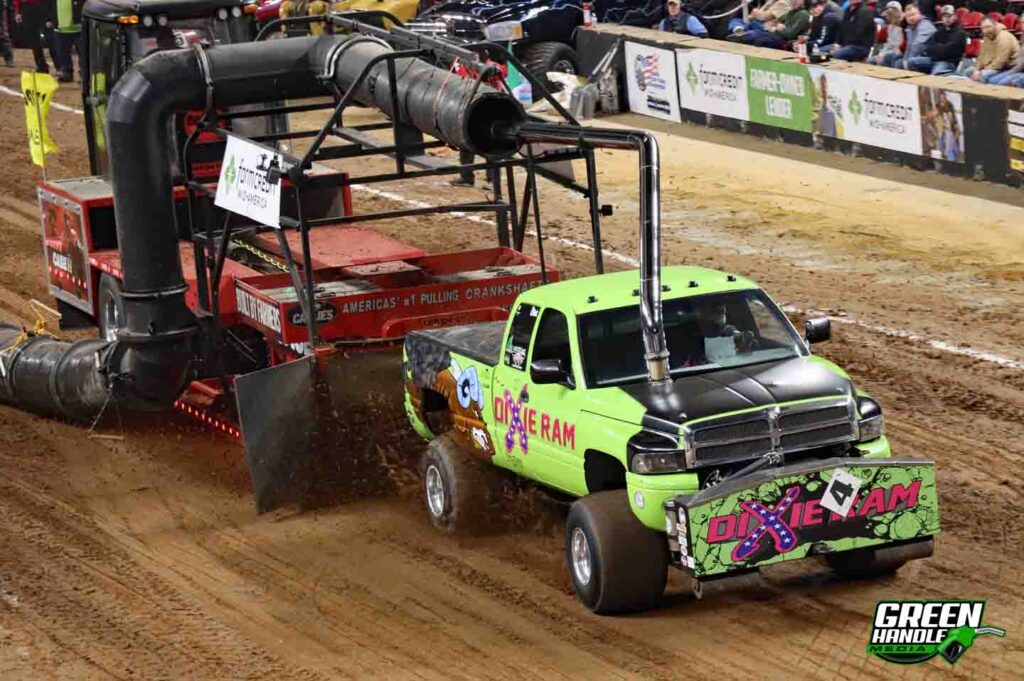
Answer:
[867, 600, 1006, 665]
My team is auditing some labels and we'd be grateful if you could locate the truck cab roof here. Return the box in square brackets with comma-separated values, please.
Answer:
[83, 0, 253, 22]
[517, 266, 760, 315]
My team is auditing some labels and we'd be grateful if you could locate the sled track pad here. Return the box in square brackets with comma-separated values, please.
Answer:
[236, 356, 317, 513]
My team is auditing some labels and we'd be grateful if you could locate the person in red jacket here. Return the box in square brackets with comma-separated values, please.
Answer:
[13, 0, 55, 74]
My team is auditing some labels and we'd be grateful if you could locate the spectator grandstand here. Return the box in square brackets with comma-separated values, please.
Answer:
[653, 0, 1024, 86]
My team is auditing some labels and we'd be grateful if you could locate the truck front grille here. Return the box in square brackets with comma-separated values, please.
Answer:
[686, 398, 856, 467]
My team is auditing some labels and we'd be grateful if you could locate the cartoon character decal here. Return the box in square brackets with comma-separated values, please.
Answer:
[405, 335, 495, 458]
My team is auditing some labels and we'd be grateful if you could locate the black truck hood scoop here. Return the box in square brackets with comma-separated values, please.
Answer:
[620, 357, 854, 429]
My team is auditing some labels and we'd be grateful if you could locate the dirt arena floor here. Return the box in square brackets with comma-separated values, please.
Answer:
[1, 52, 1023, 679]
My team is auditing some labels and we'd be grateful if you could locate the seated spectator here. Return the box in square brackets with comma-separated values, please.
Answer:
[910, 5, 966, 75]
[807, 0, 842, 54]
[868, 2, 905, 66]
[819, 0, 876, 61]
[658, 0, 709, 36]
[893, 4, 937, 69]
[958, 17, 1020, 82]
[740, 0, 810, 49]
[987, 32, 1024, 87]
[728, 0, 794, 37]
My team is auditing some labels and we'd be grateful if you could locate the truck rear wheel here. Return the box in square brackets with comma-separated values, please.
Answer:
[420, 433, 493, 534]
[521, 41, 579, 93]
[565, 490, 668, 614]
[97, 274, 125, 342]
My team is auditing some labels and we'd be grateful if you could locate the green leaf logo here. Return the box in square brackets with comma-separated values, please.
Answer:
[686, 61, 699, 93]
[848, 90, 863, 125]
[224, 154, 237, 192]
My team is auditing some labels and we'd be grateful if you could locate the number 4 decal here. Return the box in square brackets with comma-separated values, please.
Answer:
[821, 469, 863, 517]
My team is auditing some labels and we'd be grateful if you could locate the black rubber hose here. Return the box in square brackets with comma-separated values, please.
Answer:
[0, 325, 110, 420]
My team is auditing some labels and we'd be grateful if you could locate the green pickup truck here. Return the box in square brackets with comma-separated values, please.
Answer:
[402, 265, 939, 613]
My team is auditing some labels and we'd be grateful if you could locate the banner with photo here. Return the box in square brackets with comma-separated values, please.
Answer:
[624, 41, 681, 123]
[918, 87, 965, 163]
[675, 49, 749, 121]
[807, 68, 923, 156]
[745, 58, 813, 132]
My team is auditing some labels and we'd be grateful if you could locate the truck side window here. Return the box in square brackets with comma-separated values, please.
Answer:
[532, 309, 574, 386]
[504, 303, 539, 370]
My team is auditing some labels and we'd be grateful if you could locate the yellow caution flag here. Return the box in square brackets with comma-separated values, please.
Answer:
[21, 71, 59, 168]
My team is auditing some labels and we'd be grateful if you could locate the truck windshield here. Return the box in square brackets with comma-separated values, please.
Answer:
[579, 289, 807, 388]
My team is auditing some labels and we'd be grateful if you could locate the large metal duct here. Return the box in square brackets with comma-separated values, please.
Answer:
[0, 34, 525, 420]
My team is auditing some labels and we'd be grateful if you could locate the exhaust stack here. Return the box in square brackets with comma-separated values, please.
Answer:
[509, 122, 670, 384]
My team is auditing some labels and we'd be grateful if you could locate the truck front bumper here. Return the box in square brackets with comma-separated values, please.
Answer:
[664, 455, 939, 578]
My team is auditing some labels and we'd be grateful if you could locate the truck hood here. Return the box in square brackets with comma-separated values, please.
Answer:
[610, 357, 854, 429]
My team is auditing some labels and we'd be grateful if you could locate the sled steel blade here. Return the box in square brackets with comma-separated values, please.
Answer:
[235, 356, 317, 513]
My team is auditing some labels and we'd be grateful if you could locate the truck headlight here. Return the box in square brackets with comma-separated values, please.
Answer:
[857, 396, 884, 442]
[484, 21, 523, 42]
[631, 451, 685, 474]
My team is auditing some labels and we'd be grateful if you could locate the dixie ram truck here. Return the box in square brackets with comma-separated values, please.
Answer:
[402, 265, 939, 613]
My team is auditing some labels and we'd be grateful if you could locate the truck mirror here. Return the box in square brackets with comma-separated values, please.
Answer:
[805, 317, 831, 344]
[531, 358, 574, 388]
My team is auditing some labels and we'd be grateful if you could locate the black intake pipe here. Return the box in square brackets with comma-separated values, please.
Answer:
[0, 325, 110, 420]
[510, 122, 670, 384]
[0, 34, 524, 421]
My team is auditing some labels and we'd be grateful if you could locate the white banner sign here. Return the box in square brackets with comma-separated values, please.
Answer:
[214, 135, 286, 229]
[675, 49, 749, 121]
[807, 67, 922, 155]
[624, 41, 681, 123]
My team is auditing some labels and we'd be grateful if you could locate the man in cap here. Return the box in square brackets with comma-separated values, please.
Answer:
[658, 0, 708, 36]
[807, 0, 841, 54]
[911, 4, 966, 74]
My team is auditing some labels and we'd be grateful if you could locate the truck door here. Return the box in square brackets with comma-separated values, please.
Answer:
[493, 304, 584, 494]
[491, 302, 539, 476]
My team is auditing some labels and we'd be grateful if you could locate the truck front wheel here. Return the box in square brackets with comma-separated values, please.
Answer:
[521, 42, 579, 93]
[565, 491, 668, 614]
[420, 433, 493, 533]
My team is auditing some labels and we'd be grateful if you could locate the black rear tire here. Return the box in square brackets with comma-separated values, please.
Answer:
[565, 490, 668, 614]
[420, 433, 494, 534]
[521, 41, 579, 94]
[97, 273, 124, 343]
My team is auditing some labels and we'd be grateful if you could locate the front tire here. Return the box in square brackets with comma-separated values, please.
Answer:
[420, 434, 492, 533]
[521, 41, 579, 94]
[97, 273, 124, 342]
[565, 490, 668, 614]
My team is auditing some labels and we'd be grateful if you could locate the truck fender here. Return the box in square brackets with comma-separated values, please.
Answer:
[584, 450, 626, 494]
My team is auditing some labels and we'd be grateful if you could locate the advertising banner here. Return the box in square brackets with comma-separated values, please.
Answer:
[675, 49, 749, 121]
[746, 58, 813, 132]
[624, 41, 681, 123]
[1007, 107, 1024, 177]
[918, 87, 965, 163]
[807, 68, 923, 155]
[215, 135, 287, 229]
[39, 190, 90, 312]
